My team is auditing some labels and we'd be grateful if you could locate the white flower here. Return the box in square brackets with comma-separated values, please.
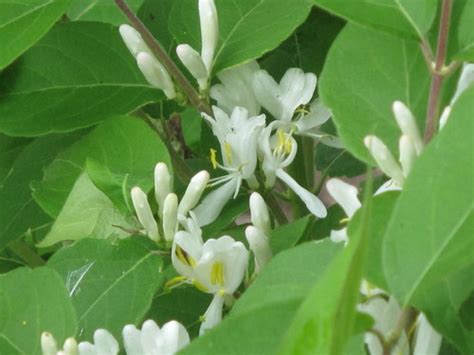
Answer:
[413, 314, 442, 355]
[154, 162, 172, 217]
[253, 68, 316, 123]
[41, 332, 78, 355]
[325, 178, 361, 244]
[163, 193, 179, 243]
[210, 61, 261, 116]
[172, 234, 249, 334]
[260, 123, 327, 218]
[177, 170, 210, 217]
[119, 25, 176, 99]
[245, 226, 272, 274]
[176, 0, 218, 90]
[122, 319, 190, 355]
[193, 106, 265, 226]
[78, 329, 119, 355]
[249, 192, 271, 236]
[131, 186, 160, 242]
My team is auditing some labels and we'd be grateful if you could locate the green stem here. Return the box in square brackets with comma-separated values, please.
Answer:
[8, 240, 45, 267]
[115, 0, 212, 115]
[263, 191, 288, 225]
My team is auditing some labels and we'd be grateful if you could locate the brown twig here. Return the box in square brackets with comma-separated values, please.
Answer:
[424, 0, 453, 143]
[115, 0, 212, 115]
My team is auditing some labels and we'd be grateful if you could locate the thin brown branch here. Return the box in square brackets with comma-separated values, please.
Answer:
[424, 0, 453, 143]
[115, 0, 212, 115]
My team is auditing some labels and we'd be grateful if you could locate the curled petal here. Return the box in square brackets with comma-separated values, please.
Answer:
[326, 178, 361, 218]
[199, 294, 225, 335]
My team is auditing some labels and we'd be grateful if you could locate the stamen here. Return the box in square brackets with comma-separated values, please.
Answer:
[165, 275, 187, 289]
[210, 148, 218, 169]
[210, 262, 225, 286]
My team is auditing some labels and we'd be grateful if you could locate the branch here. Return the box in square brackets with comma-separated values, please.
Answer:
[115, 0, 212, 115]
[424, 0, 453, 143]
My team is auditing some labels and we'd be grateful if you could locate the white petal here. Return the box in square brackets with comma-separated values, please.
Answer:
[452, 63, 474, 104]
[171, 231, 203, 279]
[154, 162, 172, 217]
[296, 98, 331, 132]
[199, 0, 218, 72]
[163, 193, 178, 242]
[93, 329, 119, 355]
[136, 52, 176, 99]
[178, 170, 210, 216]
[118, 24, 150, 57]
[122, 325, 143, 355]
[276, 169, 327, 218]
[192, 177, 239, 226]
[249, 192, 271, 236]
[326, 178, 361, 218]
[399, 135, 417, 177]
[245, 226, 272, 273]
[279, 69, 317, 122]
[364, 135, 405, 187]
[157, 320, 190, 355]
[77, 342, 97, 355]
[374, 179, 402, 195]
[413, 314, 442, 355]
[253, 70, 283, 119]
[140, 319, 161, 354]
[438, 105, 451, 131]
[329, 228, 348, 244]
[199, 294, 225, 335]
[131, 187, 160, 242]
[392, 101, 423, 154]
[41, 332, 58, 355]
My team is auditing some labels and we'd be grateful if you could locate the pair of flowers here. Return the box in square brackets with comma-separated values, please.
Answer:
[42, 319, 189, 355]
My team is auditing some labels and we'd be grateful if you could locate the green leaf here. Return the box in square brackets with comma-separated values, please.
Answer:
[270, 215, 312, 254]
[0, 134, 80, 251]
[181, 240, 341, 354]
[0, 134, 31, 186]
[86, 116, 171, 213]
[383, 87, 474, 306]
[0, 22, 160, 136]
[320, 24, 431, 163]
[0, 0, 70, 69]
[310, 0, 437, 39]
[169, 0, 313, 73]
[68, 0, 144, 25]
[348, 191, 400, 290]
[47, 238, 164, 340]
[0, 267, 77, 355]
[453, 0, 474, 60]
[37, 173, 136, 248]
[138, 0, 175, 53]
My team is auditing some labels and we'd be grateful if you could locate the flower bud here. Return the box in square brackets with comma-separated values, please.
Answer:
[245, 226, 272, 274]
[326, 178, 361, 218]
[163, 193, 178, 242]
[249, 192, 271, 236]
[63, 338, 78, 355]
[41, 332, 58, 355]
[199, 0, 218, 72]
[399, 135, 417, 178]
[364, 135, 405, 187]
[136, 52, 176, 99]
[178, 171, 210, 216]
[392, 101, 423, 154]
[176, 44, 208, 89]
[131, 187, 160, 242]
[119, 24, 150, 57]
[154, 162, 172, 217]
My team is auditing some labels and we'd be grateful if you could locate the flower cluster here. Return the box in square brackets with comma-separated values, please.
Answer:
[41, 319, 189, 355]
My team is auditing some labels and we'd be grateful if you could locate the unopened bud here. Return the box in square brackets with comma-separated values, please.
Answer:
[154, 162, 172, 217]
[364, 135, 405, 187]
[63, 338, 78, 355]
[249, 192, 271, 236]
[245, 226, 272, 274]
[136, 52, 176, 99]
[326, 179, 361, 218]
[178, 171, 210, 216]
[399, 135, 417, 178]
[131, 187, 160, 242]
[177, 44, 208, 89]
[163, 193, 179, 242]
[119, 24, 150, 57]
[392, 101, 423, 154]
[199, 0, 218, 72]
[41, 332, 58, 355]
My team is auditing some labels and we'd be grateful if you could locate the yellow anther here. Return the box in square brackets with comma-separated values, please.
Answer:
[224, 142, 233, 165]
[295, 107, 310, 114]
[276, 129, 293, 155]
[277, 129, 286, 148]
[210, 148, 218, 169]
[210, 262, 225, 286]
[176, 246, 197, 267]
[193, 279, 209, 293]
[165, 275, 187, 289]
[339, 217, 350, 225]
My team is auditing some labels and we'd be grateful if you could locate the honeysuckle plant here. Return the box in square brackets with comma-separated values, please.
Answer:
[0, 0, 472, 354]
